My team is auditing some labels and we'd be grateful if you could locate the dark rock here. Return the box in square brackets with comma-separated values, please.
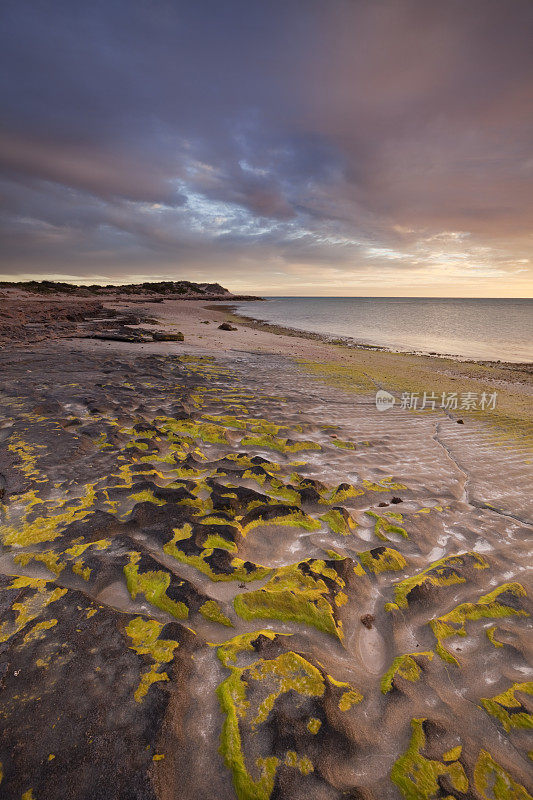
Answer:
[152, 331, 184, 342]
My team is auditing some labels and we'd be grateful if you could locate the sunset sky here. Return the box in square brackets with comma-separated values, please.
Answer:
[1, 0, 532, 296]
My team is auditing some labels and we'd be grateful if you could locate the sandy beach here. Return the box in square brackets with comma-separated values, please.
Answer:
[0, 290, 532, 799]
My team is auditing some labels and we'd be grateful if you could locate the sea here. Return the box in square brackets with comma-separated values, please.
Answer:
[231, 297, 533, 363]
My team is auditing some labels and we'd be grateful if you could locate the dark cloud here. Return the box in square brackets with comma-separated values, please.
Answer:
[0, 0, 532, 294]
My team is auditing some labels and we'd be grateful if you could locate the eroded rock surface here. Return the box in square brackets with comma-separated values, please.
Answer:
[0, 345, 531, 799]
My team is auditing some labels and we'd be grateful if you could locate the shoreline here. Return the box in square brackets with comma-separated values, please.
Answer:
[1, 290, 529, 428]
[220, 301, 533, 370]
[95, 295, 532, 437]
[0, 289, 532, 798]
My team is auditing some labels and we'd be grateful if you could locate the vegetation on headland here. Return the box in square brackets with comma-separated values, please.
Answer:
[0, 278, 261, 299]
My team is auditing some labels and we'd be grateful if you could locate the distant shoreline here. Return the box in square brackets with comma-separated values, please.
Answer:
[220, 301, 533, 371]
[0, 288, 530, 433]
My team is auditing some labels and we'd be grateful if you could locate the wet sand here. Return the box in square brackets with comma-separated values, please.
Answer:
[0, 292, 531, 799]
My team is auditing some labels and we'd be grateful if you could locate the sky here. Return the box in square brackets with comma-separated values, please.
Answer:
[1, 0, 532, 297]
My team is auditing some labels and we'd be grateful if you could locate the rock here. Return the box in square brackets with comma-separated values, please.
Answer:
[360, 614, 375, 629]
[218, 322, 237, 331]
[152, 331, 184, 342]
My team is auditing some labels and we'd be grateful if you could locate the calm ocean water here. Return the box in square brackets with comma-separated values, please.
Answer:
[232, 297, 533, 362]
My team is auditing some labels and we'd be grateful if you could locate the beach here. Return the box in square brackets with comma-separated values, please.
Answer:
[0, 289, 532, 800]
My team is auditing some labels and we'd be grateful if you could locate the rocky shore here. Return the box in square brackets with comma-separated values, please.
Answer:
[0, 288, 531, 800]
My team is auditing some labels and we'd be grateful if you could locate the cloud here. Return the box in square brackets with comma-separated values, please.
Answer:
[0, 0, 532, 294]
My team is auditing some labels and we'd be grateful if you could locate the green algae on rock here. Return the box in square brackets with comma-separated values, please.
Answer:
[319, 507, 355, 536]
[240, 433, 321, 453]
[391, 718, 468, 799]
[325, 482, 364, 504]
[359, 546, 408, 574]
[429, 582, 529, 665]
[240, 505, 322, 535]
[380, 652, 435, 694]
[388, 551, 489, 610]
[306, 717, 322, 734]
[0, 577, 67, 644]
[0, 484, 98, 547]
[124, 554, 189, 619]
[199, 599, 233, 627]
[481, 682, 533, 732]
[164, 524, 272, 583]
[1, 334, 532, 798]
[14, 538, 111, 582]
[233, 559, 352, 639]
[365, 510, 408, 541]
[331, 438, 357, 450]
[474, 749, 533, 800]
[215, 630, 361, 800]
[125, 616, 180, 702]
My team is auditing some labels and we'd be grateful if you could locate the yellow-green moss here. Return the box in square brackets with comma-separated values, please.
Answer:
[14, 539, 110, 581]
[391, 718, 468, 799]
[164, 528, 271, 583]
[199, 600, 233, 627]
[240, 434, 321, 454]
[23, 618, 58, 644]
[325, 484, 363, 504]
[391, 552, 489, 610]
[359, 547, 408, 575]
[7, 434, 44, 479]
[124, 554, 188, 619]
[319, 508, 355, 536]
[242, 510, 321, 535]
[216, 630, 280, 668]
[233, 560, 345, 639]
[474, 749, 532, 799]
[128, 489, 165, 506]
[331, 439, 357, 450]
[324, 549, 344, 561]
[248, 651, 325, 726]
[284, 751, 313, 774]
[125, 616, 180, 702]
[363, 477, 407, 492]
[486, 625, 504, 648]
[481, 682, 533, 732]
[156, 417, 230, 445]
[0, 577, 67, 644]
[429, 583, 529, 665]
[381, 652, 434, 694]
[202, 534, 238, 553]
[1, 484, 97, 547]
[266, 478, 300, 505]
[365, 510, 408, 542]
[338, 689, 362, 711]
[14, 550, 64, 576]
[215, 634, 338, 800]
[216, 671, 279, 800]
[307, 717, 321, 734]
[442, 746, 462, 761]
